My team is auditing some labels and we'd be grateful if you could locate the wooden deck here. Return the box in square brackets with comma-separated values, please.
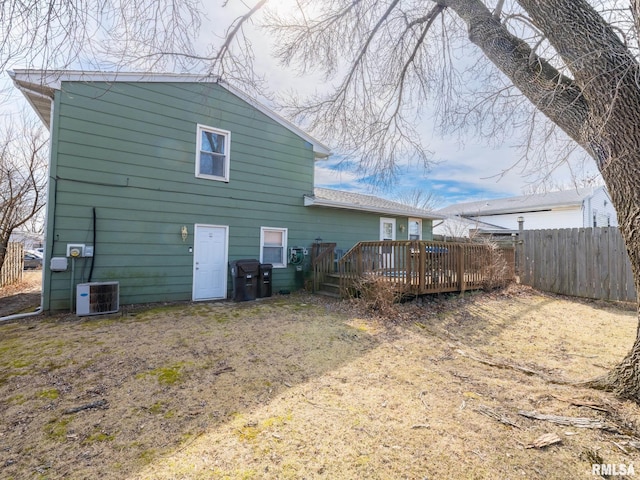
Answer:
[312, 241, 515, 298]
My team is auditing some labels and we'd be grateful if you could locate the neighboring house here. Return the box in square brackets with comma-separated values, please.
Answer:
[10, 70, 439, 312]
[434, 186, 618, 238]
[9, 231, 44, 250]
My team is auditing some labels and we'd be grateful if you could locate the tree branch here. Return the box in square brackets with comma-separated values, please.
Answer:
[440, 0, 588, 148]
[210, 0, 269, 75]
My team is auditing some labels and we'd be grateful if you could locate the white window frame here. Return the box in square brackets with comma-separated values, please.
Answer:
[195, 124, 231, 182]
[260, 227, 288, 268]
[408, 218, 422, 241]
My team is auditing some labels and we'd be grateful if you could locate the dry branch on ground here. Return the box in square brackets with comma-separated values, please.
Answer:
[518, 410, 624, 434]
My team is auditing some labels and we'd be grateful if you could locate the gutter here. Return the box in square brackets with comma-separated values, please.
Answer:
[8, 70, 55, 129]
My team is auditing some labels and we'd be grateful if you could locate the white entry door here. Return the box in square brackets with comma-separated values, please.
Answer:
[193, 224, 228, 301]
[379, 217, 396, 269]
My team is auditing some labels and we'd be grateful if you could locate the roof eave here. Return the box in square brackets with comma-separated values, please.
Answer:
[8, 69, 332, 157]
[8, 71, 54, 129]
[458, 203, 582, 217]
[304, 195, 443, 220]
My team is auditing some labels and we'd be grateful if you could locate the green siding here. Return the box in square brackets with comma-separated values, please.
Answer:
[44, 80, 432, 311]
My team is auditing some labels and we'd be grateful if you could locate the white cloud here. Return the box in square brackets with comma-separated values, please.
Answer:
[314, 163, 362, 188]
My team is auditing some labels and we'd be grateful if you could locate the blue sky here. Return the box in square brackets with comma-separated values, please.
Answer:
[313, 154, 510, 207]
[312, 137, 567, 209]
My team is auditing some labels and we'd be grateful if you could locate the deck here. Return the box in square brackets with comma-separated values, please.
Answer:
[312, 241, 515, 298]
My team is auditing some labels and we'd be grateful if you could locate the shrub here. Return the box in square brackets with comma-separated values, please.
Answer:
[479, 240, 512, 291]
[352, 273, 411, 316]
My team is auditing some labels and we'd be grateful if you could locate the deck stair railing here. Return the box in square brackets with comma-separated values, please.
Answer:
[310, 242, 336, 293]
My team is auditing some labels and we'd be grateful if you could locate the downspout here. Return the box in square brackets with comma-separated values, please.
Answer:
[0, 81, 55, 322]
[0, 302, 43, 323]
[88, 208, 96, 283]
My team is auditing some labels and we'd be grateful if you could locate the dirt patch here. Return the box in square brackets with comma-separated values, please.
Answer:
[0, 271, 42, 317]
[1, 286, 639, 479]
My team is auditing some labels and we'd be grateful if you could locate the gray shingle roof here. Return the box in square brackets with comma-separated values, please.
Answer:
[436, 187, 598, 216]
[305, 188, 441, 219]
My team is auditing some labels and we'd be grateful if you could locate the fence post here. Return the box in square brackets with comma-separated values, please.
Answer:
[516, 217, 524, 279]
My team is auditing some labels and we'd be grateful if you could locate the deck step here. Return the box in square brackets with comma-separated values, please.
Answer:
[316, 289, 340, 299]
[323, 273, 342, 285]
[320, 282, 340, 291]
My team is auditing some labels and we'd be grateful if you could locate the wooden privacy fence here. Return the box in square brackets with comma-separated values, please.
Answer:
[1, 242, 24, 287]
[519, 228, 636, 303]
[336, 240, 514, 297]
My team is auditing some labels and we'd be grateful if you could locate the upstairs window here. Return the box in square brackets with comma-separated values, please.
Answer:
[196, 124, 230, 182]
[261, 227, 288, 268]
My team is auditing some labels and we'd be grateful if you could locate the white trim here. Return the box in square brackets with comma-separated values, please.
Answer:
[195, 124, 231, 182]
[380, 217, 396, 241]
[260, 226, 288, 268]
[192, 224, 229, 301]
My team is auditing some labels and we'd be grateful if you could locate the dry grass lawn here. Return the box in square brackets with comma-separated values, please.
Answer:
[1, 283, 640, 479]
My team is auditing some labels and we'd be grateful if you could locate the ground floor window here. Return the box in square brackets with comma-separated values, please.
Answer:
[409, 218, 422, 240]
[260, 227, 288, 268]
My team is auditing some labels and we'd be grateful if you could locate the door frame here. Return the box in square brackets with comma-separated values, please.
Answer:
[379, 217, 396, 269]
[379, 217, 396, 241]
[192, 223, 229, 301]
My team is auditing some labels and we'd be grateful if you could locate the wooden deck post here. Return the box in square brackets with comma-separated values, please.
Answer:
[419, 243, 426, 293]
[457, 245, 466, 293]
[405, 244, 412, 292]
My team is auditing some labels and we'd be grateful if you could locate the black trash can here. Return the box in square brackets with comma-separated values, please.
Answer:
[258, 263, 273, 298]
[230, 259, 260, 301]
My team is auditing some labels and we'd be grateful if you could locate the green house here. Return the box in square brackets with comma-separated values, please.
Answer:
[10, 70, 439, 312]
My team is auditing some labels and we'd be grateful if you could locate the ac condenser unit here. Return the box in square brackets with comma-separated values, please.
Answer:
[76, 282, 119, 316]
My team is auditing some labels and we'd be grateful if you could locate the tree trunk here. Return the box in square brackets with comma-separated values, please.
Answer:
[0, 235, 10, 278]
[587, 142, 640, 401]
[443, 0, 640, 400]
[517, 0, 640, 402]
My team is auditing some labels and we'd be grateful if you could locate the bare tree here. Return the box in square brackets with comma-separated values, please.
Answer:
[198, 0, 640, 401]
[392, 188, 442, 211]
[437, 214, 483, 241]
[0, 0, 203, 73]
[0, 117, 48, 272]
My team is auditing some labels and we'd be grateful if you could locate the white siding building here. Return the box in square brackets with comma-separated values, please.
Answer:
[434, 186, 618, 238]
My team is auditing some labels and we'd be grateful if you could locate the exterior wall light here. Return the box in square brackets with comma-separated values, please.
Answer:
[181, 225, 188, 242]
